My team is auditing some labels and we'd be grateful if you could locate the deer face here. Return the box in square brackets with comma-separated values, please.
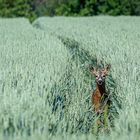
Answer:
[90, 64, 111, 85]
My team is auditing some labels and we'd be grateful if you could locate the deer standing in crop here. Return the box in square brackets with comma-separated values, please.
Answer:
[90, 64, 111, 126]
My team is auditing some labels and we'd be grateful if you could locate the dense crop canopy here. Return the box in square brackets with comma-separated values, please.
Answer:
[0, 17, 140, 140]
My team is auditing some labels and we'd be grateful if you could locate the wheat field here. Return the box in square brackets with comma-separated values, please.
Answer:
[0, 16, 140, 140]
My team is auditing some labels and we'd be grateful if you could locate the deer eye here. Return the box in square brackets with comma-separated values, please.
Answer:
[102, 75, 105, 78]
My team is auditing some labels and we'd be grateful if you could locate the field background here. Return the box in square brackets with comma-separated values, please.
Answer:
[0, 16, 140, 140]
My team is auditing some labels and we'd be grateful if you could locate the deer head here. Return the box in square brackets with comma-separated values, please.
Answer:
[89, 64, 111, 85]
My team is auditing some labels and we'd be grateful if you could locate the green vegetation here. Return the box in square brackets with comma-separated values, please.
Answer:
[0, 0, 140, 21]
[0, 16, 140, 140]
[0, 0, 37, 21]
[55, 0, 140, 16]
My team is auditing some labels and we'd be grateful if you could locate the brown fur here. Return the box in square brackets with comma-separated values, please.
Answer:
[92, 80, 107, 113]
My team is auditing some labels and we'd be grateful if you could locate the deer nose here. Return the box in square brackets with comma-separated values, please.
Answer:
[98, 78, 102, 85]
[98, 78, 102, 82]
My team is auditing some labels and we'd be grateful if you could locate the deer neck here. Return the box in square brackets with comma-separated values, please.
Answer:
[96, 82, 106, 95]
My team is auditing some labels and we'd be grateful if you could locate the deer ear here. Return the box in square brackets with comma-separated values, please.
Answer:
[104, 64, 111, 74]
[89, 65, 97, 75]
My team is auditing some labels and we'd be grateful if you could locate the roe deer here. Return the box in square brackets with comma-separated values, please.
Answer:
[89, 64, 111, 124]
